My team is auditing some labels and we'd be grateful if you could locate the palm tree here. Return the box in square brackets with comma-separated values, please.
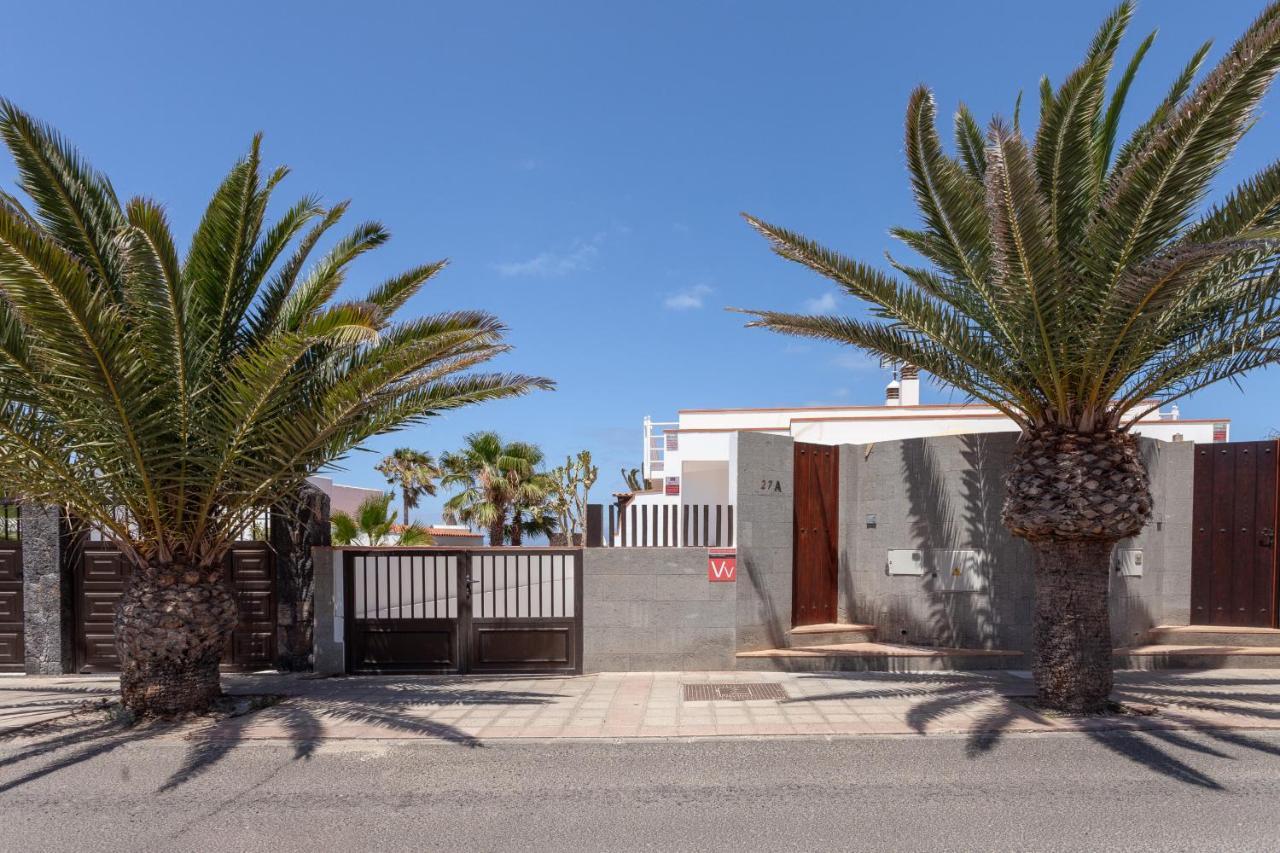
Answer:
[0, 104, 550, 715]
[737, 2, 1280, 713]
[375, 447, 441, 526]
[440, 433, 544, 545]
[331, 493, 432, 546]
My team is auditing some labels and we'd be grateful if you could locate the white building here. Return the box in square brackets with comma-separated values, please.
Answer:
[629, 368, 1229, 519]
[307, 476, 385, 518]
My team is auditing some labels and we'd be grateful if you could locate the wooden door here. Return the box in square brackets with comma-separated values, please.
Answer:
[793, 442, 839, 626]
[1190, 441, 1279, 627]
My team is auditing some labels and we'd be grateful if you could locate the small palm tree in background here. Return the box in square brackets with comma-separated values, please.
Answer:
[375, 447, 441, 526]
[738, 2, 1280, 712]
[0, 104, 549, 715]
[331, 493, 431, 546]
[441, 432, 545, 545]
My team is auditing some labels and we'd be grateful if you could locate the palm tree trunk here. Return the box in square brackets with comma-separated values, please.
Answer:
[511, 513, 523, 546]
[488, 510, 505, 546]
[1004, 427, 1150, 715]
[402, 492, 411, 528]
[115, 560, 238, 716]
[1030, 539, 1114, 713]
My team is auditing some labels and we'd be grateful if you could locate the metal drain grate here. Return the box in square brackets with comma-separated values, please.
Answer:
[683, 682, 787, 702]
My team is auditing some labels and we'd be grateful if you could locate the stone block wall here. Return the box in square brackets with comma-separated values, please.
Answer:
[840, 433, 1195, 654]
[20, 503, 71, 675]
[582, 547, 735, 672]
[733, 432, 795, 652]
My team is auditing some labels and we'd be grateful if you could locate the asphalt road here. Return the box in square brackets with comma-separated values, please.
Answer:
[3, 728, 1280, 852]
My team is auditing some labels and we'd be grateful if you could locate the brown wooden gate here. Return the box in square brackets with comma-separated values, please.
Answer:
[344, 548, 582, 675]
[0, 504, 22, 672]
[1190, 440, 1279, 627]
[72, 541, 276, 673]
[793, 442, 839, 627]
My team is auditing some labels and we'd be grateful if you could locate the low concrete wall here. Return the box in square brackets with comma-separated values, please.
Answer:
[840, 434, 1195, 654]
[582, 548, 736, 672]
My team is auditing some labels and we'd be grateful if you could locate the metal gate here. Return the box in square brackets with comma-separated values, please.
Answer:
[1191, 440, 1279, 627]
[344, 548, 582, 675]
[793, 442, 839, 626]
[72, 540, 277, 673]
[0, 503, 22, 672]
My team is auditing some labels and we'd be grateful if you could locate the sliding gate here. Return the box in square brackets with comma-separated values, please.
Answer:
[344, 548, 582, 675]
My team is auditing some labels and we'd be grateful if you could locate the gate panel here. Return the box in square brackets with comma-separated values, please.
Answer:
[343, 548, 583, 675]
[793, 442, 839, 626]
[73, 540, 277, 672]
[0, 505, 22, 672]
[225, 543, 277, 671]
[1190, 441, 1279, 627]
[468, 550, 580, 674]
[345, 551, 461, 673]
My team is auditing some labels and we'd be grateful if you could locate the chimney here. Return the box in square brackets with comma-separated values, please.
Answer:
[899, 365, 920, 406]
[885, 379, 901, 406]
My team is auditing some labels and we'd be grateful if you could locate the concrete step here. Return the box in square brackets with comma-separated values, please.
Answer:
[788, 623, 878, 647]
[737, 642, 1024, 673]
[1145, 624, 1280, 648]
[1114, 644, 1280, 671]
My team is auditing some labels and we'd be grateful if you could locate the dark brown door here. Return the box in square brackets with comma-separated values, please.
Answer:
[73, 542, 276, 672]
[793, 442, 839, 626]
[224, 543, 276, 671]
[0, 538, 22, 673]
[1191, 441, 1279, 627]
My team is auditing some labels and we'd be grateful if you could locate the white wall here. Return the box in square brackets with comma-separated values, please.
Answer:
[308, 476, 385, 517]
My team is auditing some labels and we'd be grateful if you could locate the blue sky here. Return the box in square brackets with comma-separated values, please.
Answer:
[2, 1, 1277, 524]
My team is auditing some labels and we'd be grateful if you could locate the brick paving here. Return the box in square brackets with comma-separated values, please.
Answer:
[6, 669, 1280, 742]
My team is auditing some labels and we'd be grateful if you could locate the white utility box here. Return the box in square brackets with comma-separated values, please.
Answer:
[1114, 549, 1144, 577]
[887, 549, 926, 576]
[886, 548, 988, 592]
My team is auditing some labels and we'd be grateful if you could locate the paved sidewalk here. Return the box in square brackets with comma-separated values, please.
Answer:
[5, 669, 1280, 743]
[0, 674, 117, 734]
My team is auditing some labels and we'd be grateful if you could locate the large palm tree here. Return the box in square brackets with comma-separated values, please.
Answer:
[440, 432, 544, 545]
[375, 447, 441, 526]
[737, 2, 1280, 713]
[0, 104, 550, 715]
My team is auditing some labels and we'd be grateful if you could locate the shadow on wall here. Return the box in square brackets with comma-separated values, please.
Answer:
[853, 435, 1033, 651]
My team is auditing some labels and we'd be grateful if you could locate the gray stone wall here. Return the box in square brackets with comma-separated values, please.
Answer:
[840, 434, 1195, 653]
[734, 432, 795, 652]
[582, 548, 736, 672]
[271, 485, 331, 671]
[311, 547, 345, 675]
[1110, 438, 1195, 644]
[20, 503, 71, 674]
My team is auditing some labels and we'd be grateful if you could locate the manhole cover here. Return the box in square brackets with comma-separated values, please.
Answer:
[683, 683, 787, 702]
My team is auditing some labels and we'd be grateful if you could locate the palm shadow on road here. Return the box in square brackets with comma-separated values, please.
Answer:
[0, 676, 554, 795]
[789, 671, 1280, 789]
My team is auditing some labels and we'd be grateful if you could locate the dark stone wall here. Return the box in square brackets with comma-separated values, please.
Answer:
[271, 485, 331, 671]
[20, 503, 71, 674]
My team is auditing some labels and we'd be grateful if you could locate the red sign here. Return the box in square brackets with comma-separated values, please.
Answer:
[708, 549, 736, 582]
[665, 476, 680, 496]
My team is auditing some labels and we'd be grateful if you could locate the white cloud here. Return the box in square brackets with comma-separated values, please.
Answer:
[495, 239, 599, 278]
[664, 283, 713, 311]
[803, 292, 837, 313]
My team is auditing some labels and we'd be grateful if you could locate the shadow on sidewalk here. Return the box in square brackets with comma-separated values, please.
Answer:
[790, 670, 1280, 789]
[0, 677, 556, 795]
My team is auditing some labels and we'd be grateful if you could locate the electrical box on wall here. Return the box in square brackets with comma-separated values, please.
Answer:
[1114, 549, 1143, 577]
[933, 550, 987, 592]
[886, 548, 988, 591]
[887, 549, 926, 576]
